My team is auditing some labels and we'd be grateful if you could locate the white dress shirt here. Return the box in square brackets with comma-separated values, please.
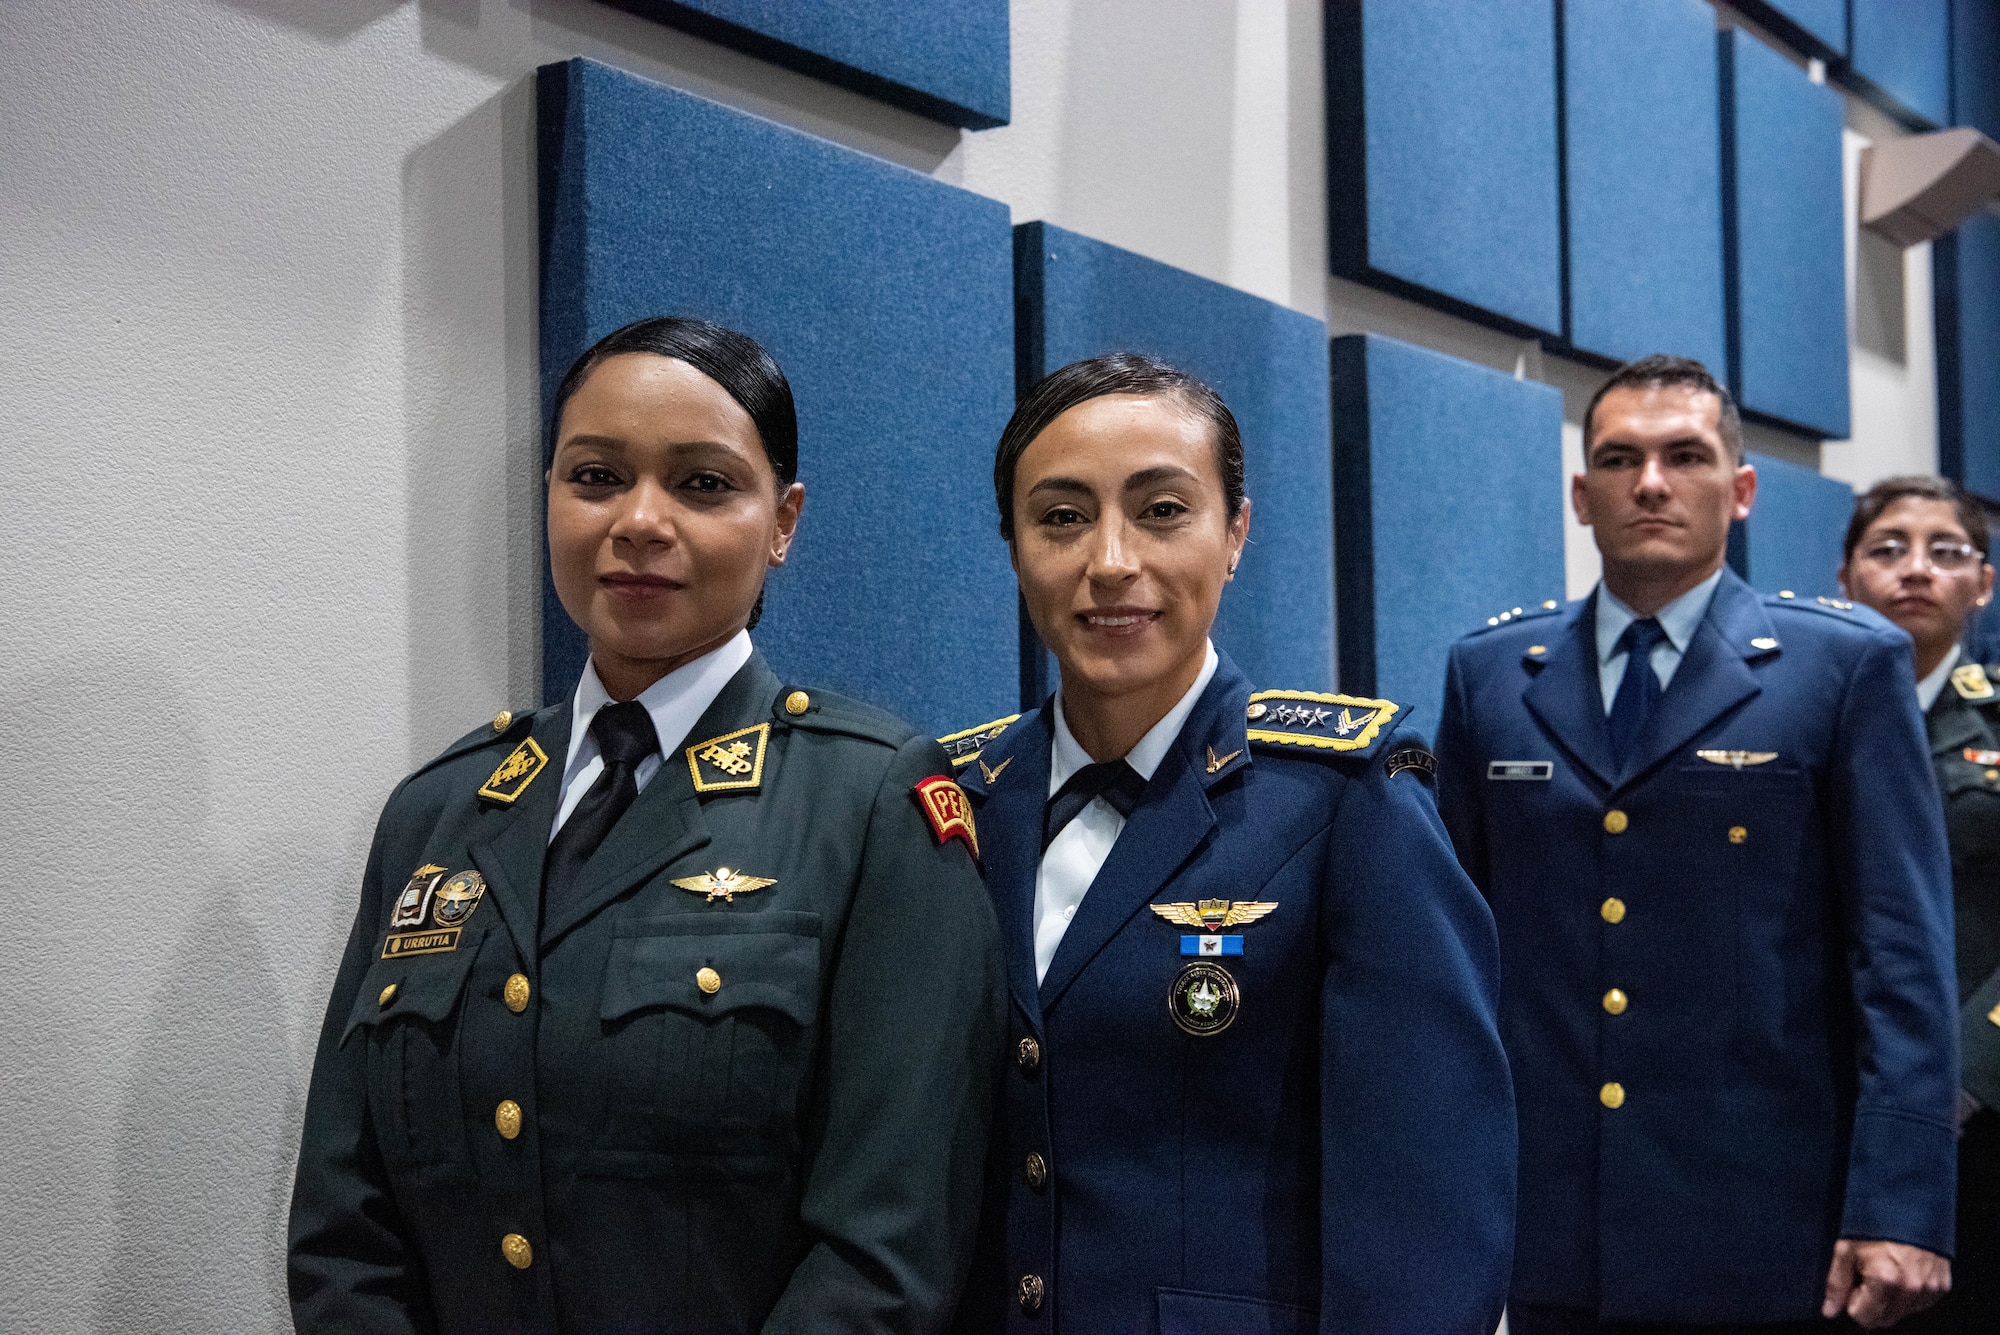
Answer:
[550, 631, 754, 841]
[1032, 640, 1219, 983]
[1594, 570, 1724, 713]
[1917, 643, 1963, 714]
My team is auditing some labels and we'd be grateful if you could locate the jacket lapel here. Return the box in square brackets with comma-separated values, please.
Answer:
[1522, 595, 1617, 790]
[467, 704, 572, 967]
[535, 657, 783, 947]
[1036, 658, 1247, 1010]
[1614, 570, 1768, 790]
[1927, 687, 1987, 757]
[958, 709, 1050, 1033]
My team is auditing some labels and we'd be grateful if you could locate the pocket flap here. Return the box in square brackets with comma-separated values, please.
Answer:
[1157, 1288, 1317, 1335]
[601, 912, 821, 1026]
[340, 929, 485, 1046]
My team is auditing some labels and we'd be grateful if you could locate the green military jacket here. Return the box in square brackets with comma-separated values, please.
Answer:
[1926, 659, 2000, 1114]
[288, 653, 1006, 1334]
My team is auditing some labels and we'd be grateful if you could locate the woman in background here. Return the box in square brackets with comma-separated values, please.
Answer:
[1840, 474, 2000, 1333]
[289, 316, 1004, 1334]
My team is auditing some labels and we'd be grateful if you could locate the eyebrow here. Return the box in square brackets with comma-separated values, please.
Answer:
[1122, 465, 1199, 490]
[555, 434, 748, 456]
[1591, 435, 1714, 455]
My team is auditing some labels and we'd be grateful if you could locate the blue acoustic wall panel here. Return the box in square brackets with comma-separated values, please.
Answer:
[1727, 452, 1854, 598]
[1014, 222, 1334, 694]
[1848, 0, 1951, 129]
[1564, 0, 1726, 372]
[1730, 1, 1848, 58]
[1937, 211, 2000, 503]
[605, 0, 1008, 128]
[1723, 30, 1851, 440]
[1332, 334, 1565, 731]
[537, 58, 1015, 731]
[1957, 0, 2000, 142]
[1326, 0, 1562, 337]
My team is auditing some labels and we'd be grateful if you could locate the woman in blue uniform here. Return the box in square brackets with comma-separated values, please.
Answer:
[943, 353, 1515, 1334]
[288, 316, 1005, 1334]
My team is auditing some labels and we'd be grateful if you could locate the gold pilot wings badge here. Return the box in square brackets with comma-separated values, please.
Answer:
[1694, 749, 1779, 770]
[1150, 899, 1278, 931]
[671, 867, 777, 902]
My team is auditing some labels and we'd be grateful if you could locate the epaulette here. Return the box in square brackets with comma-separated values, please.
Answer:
[1953, 662, 1999, 703]
[1767, 589, 1856, 615]
[414, 707, 534, 781]
[1245, 690, 1405, 760]
[1472, 598, 1563, 632]
[938, 714, 1020, 769]
[768, 686, 910, 749]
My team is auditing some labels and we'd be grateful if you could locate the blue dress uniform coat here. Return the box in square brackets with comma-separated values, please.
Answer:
[1435, 571, 1960, 1325]
[946, 650, 1517, 1335]
[288, 654, 1006, 1334]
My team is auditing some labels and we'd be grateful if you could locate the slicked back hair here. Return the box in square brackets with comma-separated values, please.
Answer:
[993, 352, 1244, 540]
[1842, 474, 1990, 561]
[1583, 354, 1744, 464]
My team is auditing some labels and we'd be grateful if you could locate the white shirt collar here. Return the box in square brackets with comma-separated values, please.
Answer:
[1917, 643, 1963, 713]
[1595, 568, 1724, 665]
[1049, 640, 1220, 795]
[564, 630, 754, 785]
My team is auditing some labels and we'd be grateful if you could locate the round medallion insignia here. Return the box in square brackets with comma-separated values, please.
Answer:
[1168, 961, 1239, 1036]
[431, 870, 487, 927]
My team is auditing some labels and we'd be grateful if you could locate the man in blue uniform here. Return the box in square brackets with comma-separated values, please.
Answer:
[1436, 356, 1958, 1332]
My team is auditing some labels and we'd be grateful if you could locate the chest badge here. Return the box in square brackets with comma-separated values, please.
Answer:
[382, 868, 484, 958]
[1152, 899, 1276, 957]
[671, 867, 777, 903]
[1169, 961, 1240, 1036]
[1695, 749, 1779, 770]
[1965, 748, 2000, 766]
[391, 864, 447, 928]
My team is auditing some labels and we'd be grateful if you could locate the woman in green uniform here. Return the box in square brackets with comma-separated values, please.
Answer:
[1840, 475, 2000, 1332]
[289, 316, 1005, 1334]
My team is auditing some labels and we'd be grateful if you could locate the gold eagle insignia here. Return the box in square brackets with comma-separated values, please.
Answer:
[1150, 898, 1278, 931]
[670, 866, 777, 903]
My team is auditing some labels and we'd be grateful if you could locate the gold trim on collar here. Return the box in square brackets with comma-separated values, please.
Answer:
[686, 722, 770, 793]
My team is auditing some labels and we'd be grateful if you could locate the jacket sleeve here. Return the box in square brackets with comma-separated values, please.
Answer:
[764, 737, 1007, 1335]
[1831, 630, 1961, 1255]
[1316, 733, 1517, 1334]
[1433, 644, 1489, 892]
[287, 795, 436, 1335]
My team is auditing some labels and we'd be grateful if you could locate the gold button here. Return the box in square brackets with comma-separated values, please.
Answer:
[1528, 645, 1547, 655]
[1603, 809, 1628, 835]
[495, 1100, 522, 1140]
[1601, 897, 1626, 924]
[1245, 701, 1267, 721]
[1024, 1151, 1048, 1190]
[1728, 825, 1747, 844]
[696, 967, 722, 995]
[503, 973, 531, 1014]
[1986, 769, 1999, 783]
[491, 709, 513, 732]
[784, 690, 811, 716]
[1600, 1081, 1626, 1109]
[501, 1233, 533, 1269]
[1543, 600, 1558, 610]
[1778, 589, 1795, 599]
[1017, 1273, 1045, 1314]
[1603, 988, 1628, 1015]
[378, 983, 398, 1008]
[1016, 1036, 1041, 1075]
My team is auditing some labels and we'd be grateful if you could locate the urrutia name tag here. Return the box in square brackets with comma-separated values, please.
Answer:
[1488, 760, 1553, 781]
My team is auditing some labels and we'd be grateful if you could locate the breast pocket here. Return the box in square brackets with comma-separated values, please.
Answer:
[342, 928, 488, 1179]
[594, 912, 822, 1167]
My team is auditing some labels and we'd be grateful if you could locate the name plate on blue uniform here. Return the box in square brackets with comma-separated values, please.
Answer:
[1182, 935, 1245, 957]
[1488, 760, 1554, 781]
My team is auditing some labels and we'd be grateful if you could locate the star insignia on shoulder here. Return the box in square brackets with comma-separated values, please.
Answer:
[1150, 899, 1278, 930]
[670, 867, 777, 902]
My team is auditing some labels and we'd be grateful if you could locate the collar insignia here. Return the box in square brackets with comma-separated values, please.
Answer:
[1205, 746, 1242, 774]
[1695, 749, 1779, 769]
[1150, 899, 1277, 931]
[478, 737, 549, 803]
[670, 866, 776, 902]
[938, 714, 1020, 769]
[979, 755, 1013, 785]
[686, 723, 769, 793]
[1953, 663, 1996, 701]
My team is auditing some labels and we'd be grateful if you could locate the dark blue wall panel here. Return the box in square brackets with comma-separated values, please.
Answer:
[1332, 334, 1565, 731]
[1015, 223, 1335, 693]
[1327, 0, 1562, 337]
[1956, 0, 2000, 141]
[1727, 452, 1853, 598]
[1723, 29, 1851, 440]
[537, 58, 1016, 730]
[1731, 1, 1848, 58]
[1849, 0, 1951, 129]
[607, 0, 1008, 128]
[1938, 211, 2000, 504]
[1564, 0, 1726, 372]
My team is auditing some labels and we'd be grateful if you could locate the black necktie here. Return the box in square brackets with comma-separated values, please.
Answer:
[544, 700, 661, 917]
[1043, 760, 1147, 852]
[1608, 618, 1669, 763]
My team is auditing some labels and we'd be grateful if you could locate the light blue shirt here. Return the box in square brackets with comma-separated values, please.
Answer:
[1593, 569, 1723, 713]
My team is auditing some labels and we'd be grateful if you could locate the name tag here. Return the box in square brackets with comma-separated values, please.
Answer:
[1488, 760, 1553, 781]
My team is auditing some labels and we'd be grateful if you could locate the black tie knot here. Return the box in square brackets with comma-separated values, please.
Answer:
[590, 700, 659, 771]
[1618, 617, 1668, 658]
[1043, 759, 1147, 851]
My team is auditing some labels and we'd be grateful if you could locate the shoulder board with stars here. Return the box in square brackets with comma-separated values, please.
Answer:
[1245, 690, 1404, 759]
[1476, 599, 1562, 631]
[938, 714, 1021, 769]
[1768, 589, 1858, 615]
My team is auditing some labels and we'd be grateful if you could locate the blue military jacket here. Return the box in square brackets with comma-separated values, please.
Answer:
[947, 651, 1516, 1335]
[1435, 571, 1959, 1324]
